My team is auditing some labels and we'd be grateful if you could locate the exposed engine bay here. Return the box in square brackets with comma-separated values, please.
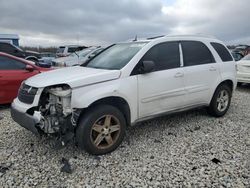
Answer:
[33, 85, 78, 136]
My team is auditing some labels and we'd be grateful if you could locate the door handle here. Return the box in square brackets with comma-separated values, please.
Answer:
[209, 66, 216, 71]
[174, 72, 184, 78]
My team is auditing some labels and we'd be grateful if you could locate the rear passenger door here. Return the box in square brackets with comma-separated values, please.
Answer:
[134, 41, 186, 118]
[181, 41, 221, 106]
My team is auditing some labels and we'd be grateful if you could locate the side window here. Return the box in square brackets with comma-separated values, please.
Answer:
[211, 42, 233, 62]
[0, 43, 11, 53]
[68, 47, 78, 53]
[181, 41, 215, 66]
[0, 56, 26, 70]
[140, 42, 180, 72]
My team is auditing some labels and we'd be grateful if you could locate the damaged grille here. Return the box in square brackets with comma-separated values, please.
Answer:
[18, 84, 38, 104]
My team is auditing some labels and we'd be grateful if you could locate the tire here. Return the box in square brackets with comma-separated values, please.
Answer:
[207, 84, 232, 117]
[76, 105, 126, 155]
[237, 82, 242, 87]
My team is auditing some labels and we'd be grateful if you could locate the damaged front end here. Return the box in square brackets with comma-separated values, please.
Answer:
[12, 84, 81, 146]
[37, 85, 73, 134]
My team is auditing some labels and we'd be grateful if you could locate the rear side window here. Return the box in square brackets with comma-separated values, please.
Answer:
[0, 56, 26, 70]
[181, 41, 215, 66]
[141, 42, 180, 71]
[211, 42, 233, 62]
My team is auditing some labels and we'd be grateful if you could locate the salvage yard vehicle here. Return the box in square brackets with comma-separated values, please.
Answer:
[236, 54, 250, 85]
[0, 52, 51, 104]
[37, 52, 56, 68]
[52, 47, 103, 67]
[0, 42, 41, 63]
[11, 35, 236, 155]
[56, 45, 87, 57]
[231, 51, 243, 61]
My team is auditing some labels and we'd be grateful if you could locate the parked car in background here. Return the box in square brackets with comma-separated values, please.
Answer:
[11, 35, 236, 155]
[231, 51, 244, 61]
[0, 52, 51, 104]
[233, 45, 250, 56]
[37, 52, 56, 68]
[56, 45, 87, 57]
[52, 47, 103, 67]
[236, 54, 250, 85]
[0, 42, 41, 62]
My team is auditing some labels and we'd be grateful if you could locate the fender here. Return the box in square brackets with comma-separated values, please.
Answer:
[25, 56, 38, 61]
[71, 77, 138, 123]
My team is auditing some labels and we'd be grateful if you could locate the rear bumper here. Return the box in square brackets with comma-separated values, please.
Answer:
[237, 72, 250, 83]
[11, 104, 40, 135]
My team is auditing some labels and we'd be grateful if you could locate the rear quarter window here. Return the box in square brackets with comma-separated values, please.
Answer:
[211, 42, 233, 62]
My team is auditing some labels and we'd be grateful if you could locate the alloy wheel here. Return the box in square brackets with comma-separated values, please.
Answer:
[90, 115, 121, 149]
[216, 90, 229, 112]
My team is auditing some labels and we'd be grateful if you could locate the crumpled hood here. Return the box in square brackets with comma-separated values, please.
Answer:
[25, 66, 121, 88]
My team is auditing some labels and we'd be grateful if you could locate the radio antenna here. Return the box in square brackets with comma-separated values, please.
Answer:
[133, 35, 138, 41]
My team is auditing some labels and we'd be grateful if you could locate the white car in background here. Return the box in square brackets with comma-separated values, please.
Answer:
[56, 45, 87, 57]
[237, 54, 250, 85]
[52, 47, 103, 67]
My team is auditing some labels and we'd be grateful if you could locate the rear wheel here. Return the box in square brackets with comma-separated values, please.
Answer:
[76, 105, 126, 155]
[207, 84, 232, 117]
[237, 82, 242, 87]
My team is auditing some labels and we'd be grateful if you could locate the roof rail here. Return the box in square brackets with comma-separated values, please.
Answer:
[165, 34, 216, 39]
[147, 35, 165, 40]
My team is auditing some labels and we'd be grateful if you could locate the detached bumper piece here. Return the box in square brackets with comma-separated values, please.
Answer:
[11, 105, 40, 135]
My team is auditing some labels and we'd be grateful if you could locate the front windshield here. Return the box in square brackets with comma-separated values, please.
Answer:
[15, 45, 23, 52]
[78, 48, 95, 57]
[242, 54, 250, 61]
[84, 42, 147, 70]
[69, 53, 77, 57]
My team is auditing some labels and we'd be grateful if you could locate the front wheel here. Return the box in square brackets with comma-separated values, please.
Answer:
[207, 84, 232, 117]
[76, 105, 126, 155]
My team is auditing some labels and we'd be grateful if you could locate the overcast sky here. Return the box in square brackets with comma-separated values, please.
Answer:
[0, 0, 249, 47]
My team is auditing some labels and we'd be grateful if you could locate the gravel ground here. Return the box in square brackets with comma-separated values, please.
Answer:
[0, 87, 250, 188]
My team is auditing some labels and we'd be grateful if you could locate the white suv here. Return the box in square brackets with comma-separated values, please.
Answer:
[11, 35, 236, 155]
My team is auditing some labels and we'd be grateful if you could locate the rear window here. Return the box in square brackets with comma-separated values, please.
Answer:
[181, 41, 215, 66]
[211, 42, 233, 62]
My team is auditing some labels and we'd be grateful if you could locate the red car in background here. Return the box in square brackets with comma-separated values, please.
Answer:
[0, 52, 51, 104]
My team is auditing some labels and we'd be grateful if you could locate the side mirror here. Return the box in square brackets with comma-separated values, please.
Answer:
[25, 64, 34, 72]
[141, 61, 155, 74]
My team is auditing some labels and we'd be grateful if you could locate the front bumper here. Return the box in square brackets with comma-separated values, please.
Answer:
[11, 104, 40, 135]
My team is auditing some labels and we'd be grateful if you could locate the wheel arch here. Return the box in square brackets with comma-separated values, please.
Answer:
[25, 56, 39, 62]
[218, 79, 234, 92]
[209, 79, 234, 104]
[77, 96, 131, 127]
